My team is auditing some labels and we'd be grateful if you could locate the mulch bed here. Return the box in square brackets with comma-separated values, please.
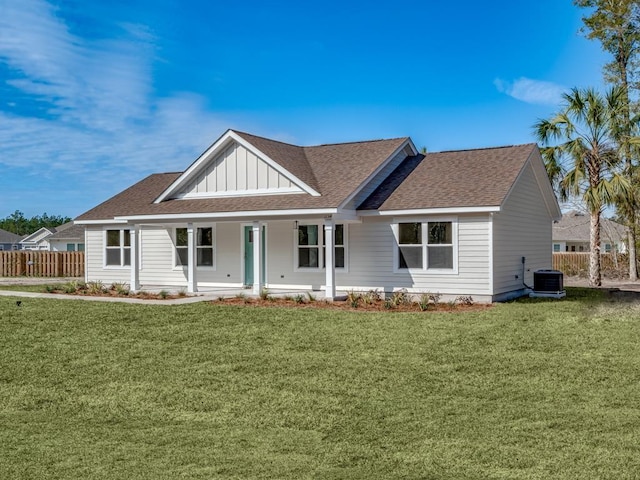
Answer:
[212, 296, 493, 313]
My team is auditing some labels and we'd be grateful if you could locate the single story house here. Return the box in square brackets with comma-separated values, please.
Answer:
[48, 222, 85, 252]
[19, 226, 57, 250]
[0, 228, 22, 251]
[75, 129, 561, 302]
[552, 210, 627, 253]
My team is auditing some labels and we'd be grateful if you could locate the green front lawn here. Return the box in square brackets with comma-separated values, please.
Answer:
[1, 289, 639, 479]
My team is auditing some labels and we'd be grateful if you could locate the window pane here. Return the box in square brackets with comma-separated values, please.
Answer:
[123, 230, 131, 247]
[298, 225, 318, 246]
[176, 228, 188, 247]
[399, 223, 421, 245]
[299, 247, 319, 268]
[553, 244, 560, 252]
[123, 248, 131, 266]
[399, 246, 422, 268]
[335, 247, 345, 268]
[78, 244, 85, 252]
[428, 246, 453, 269]
[335, 224, 344, 246]
[197, 248, 214, 266]
[428, 222, 452, 244]
[66, 243, 75, 252]
[106, 230, 120, 247]
[198, 227, 213, 247]
[176, 247, 188, 266]
[106, 249, 120, 266]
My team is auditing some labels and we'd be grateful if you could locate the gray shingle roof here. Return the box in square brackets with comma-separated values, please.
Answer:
[48, 222, 85, 240]
[76, 134, 409, 221]
[0, 228, 22, 243]
[359, 144, 537, 210]
[553, 211, 626, 243]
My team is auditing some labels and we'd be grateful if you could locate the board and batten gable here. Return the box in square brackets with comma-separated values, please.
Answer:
[492, 150, 557, 299]
[175, 141, 302, 198]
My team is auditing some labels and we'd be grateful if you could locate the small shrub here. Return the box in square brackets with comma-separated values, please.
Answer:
[63, 281, 79, 294]
[235, 292, 246, 300]
[384, 299, 395, 310]
[158, 290, 169, 299]
[306, 291, 316, 302]
[294, 294, 306, 304]
[283, 295, 295, 302]
[390, 289, 411, 307]
[44, 284, 57, 293]
[87, 281, 106, 295]
[259, 288, 270, 301]
[455, 295, 474, 306]
[111, 282, 130, 296]
[347, 290, 362, 308]
[178, 289, 187, 297]
[362, 289, 381, 305]
[429, 292, 441, 305]
[417, 293, 431, 311]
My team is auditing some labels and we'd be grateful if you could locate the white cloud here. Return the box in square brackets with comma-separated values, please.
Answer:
[0, 0, 230, 208]
[494, 77, 565, 106]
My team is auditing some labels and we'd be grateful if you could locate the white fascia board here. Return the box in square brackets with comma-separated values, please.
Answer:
[338, 138, 417, 209]
[74, 219, 129, 225]
[115, 208, 339, 223]
[357, 206, 501, 216]
[154, 130, 320, 203]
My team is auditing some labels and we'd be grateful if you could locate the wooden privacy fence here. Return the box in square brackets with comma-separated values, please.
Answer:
[553, 252, 626, 276]
[0, 251, 84, 277]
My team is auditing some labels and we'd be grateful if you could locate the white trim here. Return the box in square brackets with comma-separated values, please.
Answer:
[75, 219, 128, 225]
[338, 138, 417, 209]
[488, 213, 494, 295]
[359, 206, 501, 216]
[392, 217, 459, 275]
[154, 130, 320, 203]
[176, 186, 304, 199]
[116, 208, 339, 223]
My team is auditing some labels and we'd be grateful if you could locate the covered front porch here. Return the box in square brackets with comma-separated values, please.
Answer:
[124, 215, 351, 301]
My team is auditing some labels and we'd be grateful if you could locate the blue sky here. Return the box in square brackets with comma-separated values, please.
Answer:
[0, 0, 608, 219]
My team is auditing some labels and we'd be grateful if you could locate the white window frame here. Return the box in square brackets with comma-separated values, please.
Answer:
[294, 222, 348, 272]
[393, 217, 458, 274]
[103, 228, 131, 268]
[173, 224, 216, 270]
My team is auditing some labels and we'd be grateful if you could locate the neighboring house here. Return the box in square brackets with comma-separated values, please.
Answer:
[48, 222, 85, 252]
[0, 228, 22, 251]
[552, 210, 627, 253]
[19, 226, 57, 250]
[75, 129, 561, 302]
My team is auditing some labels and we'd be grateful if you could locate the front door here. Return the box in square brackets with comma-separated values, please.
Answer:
[244, 226, 266, 286]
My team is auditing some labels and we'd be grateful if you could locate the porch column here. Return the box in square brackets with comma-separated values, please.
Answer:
[324, 217, 336, 301]
[187, 223, 197, 293]
[129, 224, 140, 292]
[252, 221, 262, 295]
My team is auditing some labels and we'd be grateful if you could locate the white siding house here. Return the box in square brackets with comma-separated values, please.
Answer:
[76, 129, 561, 302]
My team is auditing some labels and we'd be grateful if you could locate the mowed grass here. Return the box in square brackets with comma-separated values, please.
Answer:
[1, 289, 640, 479]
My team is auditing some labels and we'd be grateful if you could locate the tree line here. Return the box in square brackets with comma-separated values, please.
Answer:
[536, 0, 640, 287]
[0, 210, 71, 236]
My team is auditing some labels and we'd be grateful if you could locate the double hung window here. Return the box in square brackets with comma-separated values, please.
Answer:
[105, 229, 131, 267]
[175, 226, 215, 267]
[296, 223, 346, 269]
[396, 220, 455, 271]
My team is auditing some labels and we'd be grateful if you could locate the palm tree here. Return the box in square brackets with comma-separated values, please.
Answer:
[534, 87, 631, 287]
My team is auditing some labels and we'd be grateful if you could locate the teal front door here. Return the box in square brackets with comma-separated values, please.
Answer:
[244, 226, 266, 286]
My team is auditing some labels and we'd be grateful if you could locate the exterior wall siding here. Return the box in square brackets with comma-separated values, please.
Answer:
[493, 161, 553, 295]
[86, 216, 492, 298]
[178, 142, 299, 196]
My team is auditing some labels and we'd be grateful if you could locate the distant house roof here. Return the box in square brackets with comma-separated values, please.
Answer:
[0, 228, 22, 244]
[553, 211, 627, 243]
[48, 222, 85, 240]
